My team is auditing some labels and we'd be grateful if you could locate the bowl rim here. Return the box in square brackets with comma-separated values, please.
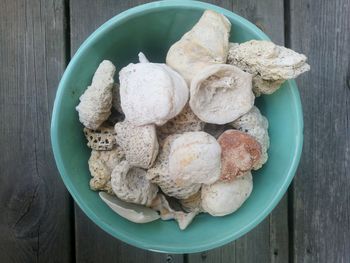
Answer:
[51, 0, 304, 254]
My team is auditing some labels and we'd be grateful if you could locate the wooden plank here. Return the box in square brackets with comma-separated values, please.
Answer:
[0, 0, 73, 262]
[69, 1, 182, 262]
[289, 0, 350, 262]
[188, 1, 289, 262]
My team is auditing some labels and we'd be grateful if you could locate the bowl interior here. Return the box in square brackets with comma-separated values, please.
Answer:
[51, 1, 303, 253]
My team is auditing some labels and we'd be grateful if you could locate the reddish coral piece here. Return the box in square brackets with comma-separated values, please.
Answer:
[218, 130, 261, 181]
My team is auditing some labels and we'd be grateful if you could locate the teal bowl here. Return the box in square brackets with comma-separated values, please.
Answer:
[51, 0, 303, 253]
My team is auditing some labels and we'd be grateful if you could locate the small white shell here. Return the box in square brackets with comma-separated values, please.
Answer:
[190, 64, 254, 124]
[157, 104, 205, 141]
[119, 53, 188, 126]
[76, 60, 116, 129]
[150, 194, 198, 230]
[88, 148, 125, 194]
[230, 106, 270, 169]
[201, 172, 253, 216]
[114, 121, 159, 169]
[111, 161, 158, 206]
[147, 135, 201, 199]
[166, 10, 231, 84]
[83, 125, 116, 150]
[99, 192, 160, 223]
[227, 40, 310, 95]
[168, 131, 221, 186]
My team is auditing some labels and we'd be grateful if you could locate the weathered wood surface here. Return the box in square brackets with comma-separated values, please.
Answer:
[289, 0, 350, 262]
[0, 0, 73, 262]
[1, 0, 349, 262]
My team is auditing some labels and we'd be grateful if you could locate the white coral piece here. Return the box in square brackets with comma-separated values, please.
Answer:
[88, 148, 125, 194]
[230, 106, 270, 170]
[147, 135, 201, 199]
[76, 60, 116, 129]
[166, 10, 231, 84]
[169, 131, 221, 186]
[114, 120, 159, 169]
[119, 53, 188, 126]
[201, 172, 253, 216]
[157, 104, 204, 141]
[190, 64, 254, 124]
[83, 125, 116, 150]
[227, 40, 310, 95]
[111, 161, 158, 207]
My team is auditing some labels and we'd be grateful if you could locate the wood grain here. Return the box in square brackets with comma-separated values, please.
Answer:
[289, 0, 350, 262]
[188, 1, 289, 262]
[0, 0, 73, 262]
[69, 1, 182, 262]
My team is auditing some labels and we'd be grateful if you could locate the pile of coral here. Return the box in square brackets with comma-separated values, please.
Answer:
[76, 10, 309, 230]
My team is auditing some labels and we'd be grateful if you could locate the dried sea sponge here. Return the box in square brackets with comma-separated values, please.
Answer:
[76, 60, 116, 129]
[88, 148, 125, 194]
[114, 121, 159, 169]
[119, 53, 188, 126]
[230, 106, 269, 169]
[166, 10, 231, 84]
[147, 135, 201, 199]
[169, 131, 221, 186]
[218, 130, 261, 181]
[201, 172, 253, 216]
[189, 64, 254, 124]
[227, 40, 310, 96]
[157, 104, 205, 141]
[83, 125, 116, 150]
[111, 160, 158, 206]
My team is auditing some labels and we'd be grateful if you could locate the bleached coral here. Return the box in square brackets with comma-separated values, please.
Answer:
[76, 60, 116, 129]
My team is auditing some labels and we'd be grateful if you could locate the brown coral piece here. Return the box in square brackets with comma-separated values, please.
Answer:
[217, 130, 261, 181]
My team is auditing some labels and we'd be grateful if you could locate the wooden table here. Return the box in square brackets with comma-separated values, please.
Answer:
[1, 0, 349, 262]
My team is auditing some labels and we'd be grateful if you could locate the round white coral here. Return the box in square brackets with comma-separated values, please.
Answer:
[147, 135, 201, 199]
[201, 172, 253, 216]
[114, 121, 159, 169]
[111, 161, 158, 206]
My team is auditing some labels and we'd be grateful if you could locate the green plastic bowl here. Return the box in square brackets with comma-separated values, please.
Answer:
[51, 0, 303, 254]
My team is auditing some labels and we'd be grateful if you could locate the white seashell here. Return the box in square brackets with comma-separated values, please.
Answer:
[230, 106, 270, 170]
[119, 53, 188, 126]
[227, 40, 310, 96]
[147, 135, 201, 199]
[88, 148, 125, 194]
[114, 120, 159, 169]
[99, 192, 160, 223]
[157, 104, 205, 141]
[150, 194, 198, 230]
[189, 64, 254, 124]
[166, 10, 231, 84]
[83, 125, 116, 151]
[201, 172, 253, 216]
[76, 60, 116, 129]
[169, 131, 221, 186]
[111, 161, 158, 207]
